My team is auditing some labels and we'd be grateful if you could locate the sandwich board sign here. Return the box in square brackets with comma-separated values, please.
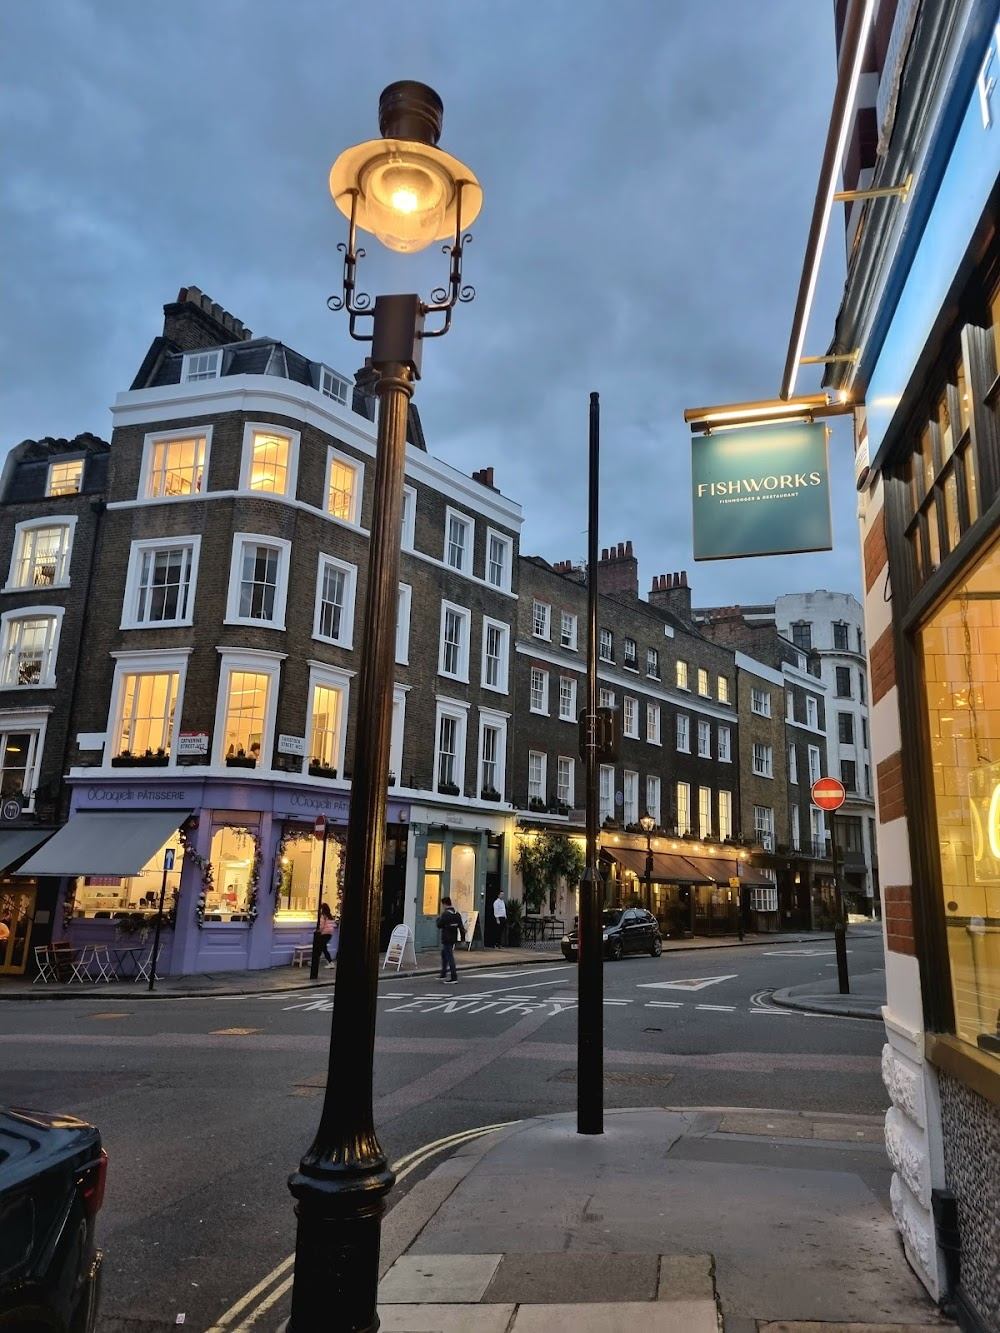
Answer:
[382, 924, 417, 972]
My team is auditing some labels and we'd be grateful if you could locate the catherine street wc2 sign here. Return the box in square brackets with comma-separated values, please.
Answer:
[691, 421, 833, 560]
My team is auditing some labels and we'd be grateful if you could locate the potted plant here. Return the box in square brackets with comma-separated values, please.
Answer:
[226, 748, 257, 769]
[480, 786, 501, 802]
[437, 781, 460, 797]
[504, 897, 524, 946]
[528, 797, 546, 813]
[308, 759, 338, 778]
[114, 912, 152, 942]
[112, 747, 170, 768]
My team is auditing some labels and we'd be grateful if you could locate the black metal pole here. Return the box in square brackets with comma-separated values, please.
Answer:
[830, 818, 850, 994]
[578, 390, 603, 1135]
[645, 837, 653, 913]
[148, 859, 169, 993]
[310, 831, 329, 981]
[288, 341, 414, 1331]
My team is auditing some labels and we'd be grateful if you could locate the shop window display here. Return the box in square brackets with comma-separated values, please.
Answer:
[207, 824, 260, 921]
[74, 838, 183, 917]
[274, 826, 344, 918]
[919, 532, 1000, 1056]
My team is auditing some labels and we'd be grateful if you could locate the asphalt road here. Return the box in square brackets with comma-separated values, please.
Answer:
[1, 927, 888, 1332]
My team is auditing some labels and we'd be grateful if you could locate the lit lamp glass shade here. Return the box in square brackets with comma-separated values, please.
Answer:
[639, 813, 656, 833]
[329, 137, 482, 254]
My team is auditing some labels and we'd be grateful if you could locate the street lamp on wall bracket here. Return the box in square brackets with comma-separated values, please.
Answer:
[286, 80, 481, 1333]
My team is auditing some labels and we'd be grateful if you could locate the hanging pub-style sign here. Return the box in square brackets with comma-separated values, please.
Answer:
[691, 421, 833, 561]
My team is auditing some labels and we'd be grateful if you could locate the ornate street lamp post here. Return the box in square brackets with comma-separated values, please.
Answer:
[639, 811, 655, 913]
[286, 81, 481, 1333]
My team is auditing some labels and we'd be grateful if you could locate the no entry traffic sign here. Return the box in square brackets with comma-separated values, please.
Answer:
[811, 777, 846, 811]
[313, 815, 327, 840]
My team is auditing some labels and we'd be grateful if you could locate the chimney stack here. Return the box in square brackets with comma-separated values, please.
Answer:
[472, 466, 497, 491]
[648, 568, 692, 621]
[162, 286, 253, 352]
[597, 540, 639, 600]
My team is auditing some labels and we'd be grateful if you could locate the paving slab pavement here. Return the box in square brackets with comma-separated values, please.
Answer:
[773, 968, 886, 1021]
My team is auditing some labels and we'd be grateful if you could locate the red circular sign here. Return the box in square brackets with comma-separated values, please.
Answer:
[811, 777, 846, 811]
[313, 815, 327, 840]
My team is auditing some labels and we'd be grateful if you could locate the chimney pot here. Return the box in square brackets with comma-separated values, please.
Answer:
[601, 548, 609, 561]
[625, 540, 633, 557]
[680, 571, 688, 587]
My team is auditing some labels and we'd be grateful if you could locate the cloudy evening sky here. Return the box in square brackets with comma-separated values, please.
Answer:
[0, 0, 861, 607]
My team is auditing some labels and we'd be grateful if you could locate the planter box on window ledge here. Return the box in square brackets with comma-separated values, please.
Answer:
[111, 751, 169, 768]
[437, 782, 460, 797]
[226, 754, 257, 769]
[550, 803, 569, 817]
[480, 787, 501, 802]
[528, 798, 547, 813]
[308, 762, 337, 779]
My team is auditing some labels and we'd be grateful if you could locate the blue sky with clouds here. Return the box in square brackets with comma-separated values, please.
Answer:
[0, 0, 861, 607]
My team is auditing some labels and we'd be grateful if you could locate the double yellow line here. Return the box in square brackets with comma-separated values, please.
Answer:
[205, 1119, 519, 1332]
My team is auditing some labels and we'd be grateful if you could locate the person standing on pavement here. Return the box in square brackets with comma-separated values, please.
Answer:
[316, 902, 336, 967]
[436, 896, 465, 982]
[492, 891, 507, 948]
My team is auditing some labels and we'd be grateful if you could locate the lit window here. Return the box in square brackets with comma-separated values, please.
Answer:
[319, 366, 350, 405]
[646, 775, 661, 824]
[530, 667, 549, 714]
[623, 696, 638, 738]
[127, 542, 197, 626]
[676, 660, 688, 689]
[327, 451, 361, 524]
[445, 510, 472, 573]
[676, 782, 691, 834]
[718, 726, 731, 762]
[559, 675, 577, 720]
[698, 786, 711, 838]
[182, 349, 221, 382]
[717, 675, 730, 703]
[314, 557, 356, 646]
[752, 743, 773, 778]
[210, 824, 257, 914]
[560, 611, 578, 651]
[309, 683, 344, 772]
[647, 647, 659, 678]
[115, 672, 178, 757]
[9, 523, 72, 589]
[482, 619, 508, 692]
[46, 459, 83, 497]
[487, 531, 511, 590]
[222, 670, 270, 765]
[623, 770, 638, 825]
[697, 668, 710, 696]
[751, 687, 771, 717]
[697, 719, 711, 757]
[528, 751, 546, 803]
[0, 613, 59, 687]
[599, 628, 613, 661]
[676, 714, 690, 752]
[532, 600, 551, 639]
[0, 728, 41, 807]
[144, 434, 207, 498]
[646, 703, 661, 744]
[244, 429, 291, 495]
[718, 790, 733, 839]
[439, 603, 470, 680]
[557, 756, 574, 807]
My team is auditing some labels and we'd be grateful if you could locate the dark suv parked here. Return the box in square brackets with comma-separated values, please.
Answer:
[0, 1109, 105, 1333]
[561, 907, 663, 961]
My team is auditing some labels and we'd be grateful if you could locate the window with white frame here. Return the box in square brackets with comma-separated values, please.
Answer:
[486, 530, 512, 591]
[750, 876, 779, 913]
[697, 668, 710, 696]
[752, 743, 773, 778]
[7, 521, 74, 590]
[479, 714, 506, 798]
[319, 365, 350, 405]
[624, 638, 638, 670]
[646, 774, 661, 824]
[445, 510, 473, 573]
[599, 764, 614, 823]
[532, 599, 551, 639]
[435, 702, 467, 793]
[623, 696, 638, 738]
[718, 725, 731, 762]
[309, 678, 346, 773]
[0, 610, 61, 688]
[676, 782, 691, 834]
[676, 714, 690, 752]
[314, 556, 356, 647]
[623, 770, 638, 825]
[754, 805, 775, 851]
[697, 719, 711, 757]
[226, 535, 291, 628]
[530, 666, 549, 714]
[559, 675, 578, 720]
[557, 755, 574, 808]
[806, 695, 819, 728]
[46, 458, 83, 497]
[599, 687, 615, 708]
[718, 789, 733, 840]
[646, 702, 660, 744]
[528, 750, 547, 804]
[327, 449, 362, 525]
[143, 430, 208, 499]
[676, 659, 689, 689]
[647, 646, 659, 678]
[105, 648, 189, 762]
[396, 584, 411, 665]
[807, 745, 821, 784]
[599, 628, 613, 661]
[389, 687, 406, 785]
[439, 603, 471, 681]
[698, 786, 711, 838]
[788, 744, 798, 784]
[0, 723, 44, 808]
[751, 687, 771, 717]
[240, 425, 296, 497]
[182, 349, 221, 382]
[786, 690, 795, 722]
[791, 803, 801, 851]
[560, 611, 578, 651]
[123, 539, 199, 628]
[214, 651, 281, 767]
[717, 674, 730, 703]
[810, 805, 826, 849]
[481, 618, 509, 692]
[400, 486, 416, 550]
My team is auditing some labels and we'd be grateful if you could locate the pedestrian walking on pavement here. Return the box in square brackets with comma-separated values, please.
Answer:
[436, 896, 465, 982]
[317, 902, 336, 966]
[492, 891, 507, 948]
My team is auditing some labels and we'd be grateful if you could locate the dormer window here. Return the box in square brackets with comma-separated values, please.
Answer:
[46, 459, 83, 497]
[320, 366, 350, 405]
[182, 349, 221, 382]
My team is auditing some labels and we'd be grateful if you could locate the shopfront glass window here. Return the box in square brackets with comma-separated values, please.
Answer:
[919, 532, 1000, 1057]
[274, 828, 341, 918]
[422, 840, 444, 916]
[75, 837, 182, 916]
[208, 824, 258, 918]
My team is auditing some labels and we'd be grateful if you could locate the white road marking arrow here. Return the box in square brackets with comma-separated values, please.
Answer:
[637, 974, 738, 991]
